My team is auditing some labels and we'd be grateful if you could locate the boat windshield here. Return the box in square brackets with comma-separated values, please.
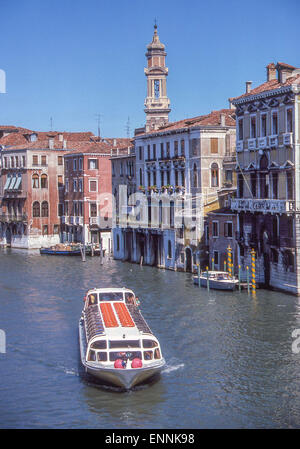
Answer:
[99, 292, 124, 302]
[109, 351, 142, 362]
[216, 273, 231, 280]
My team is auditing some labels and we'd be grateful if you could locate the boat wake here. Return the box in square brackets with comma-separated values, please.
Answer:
[162, 362, 184, 374]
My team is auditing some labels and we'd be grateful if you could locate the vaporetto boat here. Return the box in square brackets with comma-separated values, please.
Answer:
[78, 287, 165, 389]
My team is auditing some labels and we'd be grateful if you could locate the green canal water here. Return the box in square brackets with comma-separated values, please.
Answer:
[0, 248, 300, 428]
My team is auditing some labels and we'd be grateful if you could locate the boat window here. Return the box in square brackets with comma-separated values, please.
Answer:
[88, 293, 98, 306]
[109, 340, 140, 349]
[99, 292, 124, 302]
[91, 340, 107, 349]
[143, 339, 158, 348]
[97, 352, 107, 362]
[88, 350, 96, 361]
[144, 350, 153, 360]
[154, 348, 161, 359]
[109, 351, 142, 362]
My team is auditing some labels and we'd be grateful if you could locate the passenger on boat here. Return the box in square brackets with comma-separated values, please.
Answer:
[126, 293, 135, 305]
[88, 294, 97, 306]
[144, 351, 152, 360]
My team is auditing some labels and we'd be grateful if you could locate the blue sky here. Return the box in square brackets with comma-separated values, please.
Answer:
[1, 0, 299, 137]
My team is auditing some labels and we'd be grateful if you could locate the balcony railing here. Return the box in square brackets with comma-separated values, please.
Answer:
[0, 214, 28, 222]
[236, 141, 243, 152]
[231, 198, 295, 213]
[283, 133, 293, 146]
[269, 136, 278, 147]
[258, 137, 267, 149]
[248, 138, 257, 150]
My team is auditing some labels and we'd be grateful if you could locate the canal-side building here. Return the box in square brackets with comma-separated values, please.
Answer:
[231, 62, 300, 295]
[113, 25, 236, 271]
[62, 142, 116, 253]
[206, 207, 238, 273]
[0, 138, 70, 248]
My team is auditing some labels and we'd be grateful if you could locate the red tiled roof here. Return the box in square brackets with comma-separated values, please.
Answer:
[233, 73, 300, 101]
[139, 109, 236, 136]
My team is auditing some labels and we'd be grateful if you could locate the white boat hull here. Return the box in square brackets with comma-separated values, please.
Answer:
[193, 276, 238, 290]
[79, 319, 165, 389]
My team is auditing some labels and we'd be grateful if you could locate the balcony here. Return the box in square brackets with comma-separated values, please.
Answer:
[248, 138, 257, 150]
[258, 137, 267, 149]
[61, 216, 69, 224]
[0, 214, 27, 223]
[269, 136, 278, 147]
[283, 133, 293, 146]
[236, 141, 243, 152]
[231, 198, 295, 214]
[89, 216, 112, 229]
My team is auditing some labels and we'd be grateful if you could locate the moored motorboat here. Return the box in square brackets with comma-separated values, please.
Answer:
[79, 287, 165, 389]
[193, 271, 239, 290]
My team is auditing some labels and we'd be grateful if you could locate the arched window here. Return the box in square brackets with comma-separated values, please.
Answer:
[33, 201, 40, 217]
[32, 174, 39, 188]
[41, 174, 48, 189]
[211, 163, 219, 187]
[41, 201, 49, 217]
[193, 164, 198, 187]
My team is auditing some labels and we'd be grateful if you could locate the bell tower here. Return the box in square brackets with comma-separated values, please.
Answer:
[144, 24, 171, 132]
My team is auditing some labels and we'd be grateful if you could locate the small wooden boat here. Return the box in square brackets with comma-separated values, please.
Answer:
[79, 287, 165, 389]
[40, 244, 81, 256]
[193, 271, 239, 291]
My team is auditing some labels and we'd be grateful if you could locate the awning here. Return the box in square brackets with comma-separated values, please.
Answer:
[14, 175, 22, 190]
[8, 176, 17, 190]
[3, 175, 11, 190]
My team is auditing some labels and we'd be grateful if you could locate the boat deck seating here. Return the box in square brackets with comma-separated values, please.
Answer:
[100, 302, 119, 328]
[114, 303, 135, 327]
[126, 305, 152, 334]
[85, 305, 105, 340]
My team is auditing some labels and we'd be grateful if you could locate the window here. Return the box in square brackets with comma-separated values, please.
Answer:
[250, 116, 257, 138]
[174, 141, 178, 157]
[139, 168, 143, 186]
[272, 172, 278, 199]
[32, 201, 40, 217]
[213, 251, 219, 266]
[64, 201, 69, 215]
[78, 178, 83, 192]
[32, 155, 38, 165]
[89, 180, 97, 192]
[32, 174, 39, 188]
[160, 143, 164, 158]
[180, 139, 185, 155]
[15, 156, 19, 167]
[238, 118, 243, 140]
[65, 179, 69, 193]
[212, 221, 219, 237]
[22, 156, 26, 167]
[272, 112, 278, 135]
[225, 170, 233, 183]
[53, 225, 59, 234]
[41, 201, 49, 217]
[58, 203, 64, 217]
[139, 146, 142, 160]
[287, 108, 293, 133]
[210, 138, 218, 154]
[166, 142, 170, 158]
[41, 174, 48, 189]
[11, 157, 14, 168]
[147, 145, 150, 160]
[224, 222, 233, 238]
[58, 156, 63, 165]
[90, 203, 97, 217]
[88, 159, 98, 169]
[287, 171, 294, 200]
[73, 158, 77, 170]
[211, 163, 219, 187]
[251, 173, 256, 197]
[261, 114, 267, 137]
[153, 144, 156, 159]
[78, 158, 83, 170]
[58, 175, 63, 188]
[238, 174, 244, 197]
[73, 179, 77, 192]
[41, 155, 47, 166]
[193, 164, 198, 187]
[154, 79, 160, 98]
[4, 157, 8, 168]
[116, 234, 120, 251]
[192, 139, 198, 156]
[43, 225, 48, 235]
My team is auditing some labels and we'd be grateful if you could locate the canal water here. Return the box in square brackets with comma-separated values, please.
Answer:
[1, 249, 300, 429]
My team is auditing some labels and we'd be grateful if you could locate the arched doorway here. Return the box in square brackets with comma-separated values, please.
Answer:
[185, 247, 192, 272]
[5, 226, 12, 246]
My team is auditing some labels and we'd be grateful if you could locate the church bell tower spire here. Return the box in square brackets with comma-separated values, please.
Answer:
[144, 24, 171, 132]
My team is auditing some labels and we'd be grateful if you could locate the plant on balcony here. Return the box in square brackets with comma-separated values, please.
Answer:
[138, 185, 145, 192]
[175, 185, 185, 193]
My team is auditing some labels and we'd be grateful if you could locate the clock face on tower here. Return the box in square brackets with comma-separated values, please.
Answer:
[154, 79, 160, 98]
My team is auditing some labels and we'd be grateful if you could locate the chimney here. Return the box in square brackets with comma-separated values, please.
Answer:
[58, 133, 63, 142]
[63, 139, 67, 149]
[245, 81, 252, 94]
[49, 137, 54, 149]
[266, 63, 276, 81]
[113, 138, 117, 146]
[127, 146, 130, 154]
[228, 98, 235, 110]
[220, 113, 226, 127]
